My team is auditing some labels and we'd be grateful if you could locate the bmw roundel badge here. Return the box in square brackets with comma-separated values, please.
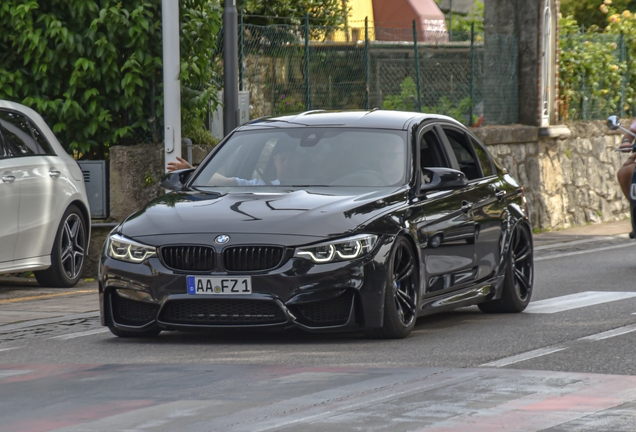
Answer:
[215, 235, 230, 244]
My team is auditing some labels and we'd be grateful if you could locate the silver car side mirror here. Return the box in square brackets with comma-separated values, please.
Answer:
[607, 115, 636, 138]
[607, 115, 620, 131]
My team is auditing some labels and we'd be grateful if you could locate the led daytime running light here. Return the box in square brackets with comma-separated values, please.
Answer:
[294, 234, 377, 264]
[107, 234, 156, 263]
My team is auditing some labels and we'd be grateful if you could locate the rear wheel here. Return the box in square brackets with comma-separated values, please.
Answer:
[35, 205, 87, 288]
[367, 237, 418, 339]
[479, 223, 533, 313]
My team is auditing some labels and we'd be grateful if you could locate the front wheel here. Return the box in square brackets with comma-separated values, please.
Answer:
[479, 223, 533, 313]
[367, 237, 419, 339]
[35, 205, 87, 288]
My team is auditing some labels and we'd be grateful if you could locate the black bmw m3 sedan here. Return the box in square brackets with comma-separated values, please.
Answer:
[99, 110, 533, 339]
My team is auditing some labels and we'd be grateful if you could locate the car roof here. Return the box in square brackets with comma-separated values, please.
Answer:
[238, 109, 464, 131]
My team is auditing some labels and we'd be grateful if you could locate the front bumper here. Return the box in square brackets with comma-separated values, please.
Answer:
[99, 241, 392, 334]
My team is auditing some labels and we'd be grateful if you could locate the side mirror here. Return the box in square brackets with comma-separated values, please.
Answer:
[607, 115, 620, 131]
[420, 167, 468, 193]
[160, 168, 195, 191]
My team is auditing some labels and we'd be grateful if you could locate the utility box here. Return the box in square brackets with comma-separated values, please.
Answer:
[210, 90, 250, 140]
[77, 160, 109, 219]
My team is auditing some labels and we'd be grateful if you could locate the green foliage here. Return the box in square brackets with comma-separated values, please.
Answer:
[275, 93, 305, 115]
[381, 77, 418, 111]
[603, 7, 636, 116]
[449, 0, 484, 41]
[559, 5, 636, 120]
[238, 0, 347, 27]
[183, 117, 218, 146]
[143, 171, 155, 187]
[0, 0, 221, 158]
[561, 0, 636, 29]
[423, 96, 474, 125]
[382, 77, 474, 124]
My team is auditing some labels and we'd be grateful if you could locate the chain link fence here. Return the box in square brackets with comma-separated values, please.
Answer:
[233, 22, 518, 126]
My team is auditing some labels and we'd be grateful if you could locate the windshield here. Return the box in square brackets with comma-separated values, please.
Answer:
[192, 127, 408, 188]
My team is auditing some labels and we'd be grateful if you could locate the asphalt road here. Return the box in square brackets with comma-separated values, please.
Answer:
[2, 227, 636, 431]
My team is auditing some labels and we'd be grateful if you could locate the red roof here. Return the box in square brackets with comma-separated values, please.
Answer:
[372, 0, 448, 42]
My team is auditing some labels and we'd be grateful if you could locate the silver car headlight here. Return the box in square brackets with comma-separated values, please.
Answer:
[294, 234, 378, 264]
[107, 234, 157, 263]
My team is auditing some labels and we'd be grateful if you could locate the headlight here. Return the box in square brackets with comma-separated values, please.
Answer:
[294, 234, 378, 264]
[107, 234, 156, 263]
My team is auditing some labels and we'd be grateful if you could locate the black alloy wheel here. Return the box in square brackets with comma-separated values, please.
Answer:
[479, 223, 534, 313]
[368, 237, 419, 338]
[35, 205, 87, 288]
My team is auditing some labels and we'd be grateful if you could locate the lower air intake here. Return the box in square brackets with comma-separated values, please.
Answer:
[159, 299, 287, 325]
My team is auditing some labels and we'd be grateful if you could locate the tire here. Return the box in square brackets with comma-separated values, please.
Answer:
[479, 223, 533, 313]
[367, 237, 419, 339]
[35, 205, 87, 288]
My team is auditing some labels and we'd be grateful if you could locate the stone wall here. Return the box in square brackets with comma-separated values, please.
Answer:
[473, 122, 628, 229]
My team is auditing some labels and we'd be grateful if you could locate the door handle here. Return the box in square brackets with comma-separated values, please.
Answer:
[2, 174, 15, 183]
[49, 170, 61, 179]
[495, 190, 506, 201]
[461, 200, 473, 213]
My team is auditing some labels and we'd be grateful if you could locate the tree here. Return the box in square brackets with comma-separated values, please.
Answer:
[561, 0, 636, 29]
[0, 0, 221, 158]
[238, 0, 347, 27]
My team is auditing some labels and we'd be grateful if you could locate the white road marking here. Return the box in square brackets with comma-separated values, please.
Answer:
[534, 242, 636, 261]
[0, 369, 30, 379]
[50, 328, 110, 340]
[479, 346, 567, 368]
[579, 323, 636, 341]
[524, 291, 636, 314]
[0, 347, 22, 353]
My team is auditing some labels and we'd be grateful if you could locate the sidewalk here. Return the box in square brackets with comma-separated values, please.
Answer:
[0, 219, 632, 328]
[532, 219, 631, 248]
[0, 278, 98, 328]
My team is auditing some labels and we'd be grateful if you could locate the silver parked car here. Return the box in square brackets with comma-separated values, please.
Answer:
[0, 100, 90, 287]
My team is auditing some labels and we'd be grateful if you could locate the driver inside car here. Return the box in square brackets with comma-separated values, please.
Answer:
[167, 141, 299, 186]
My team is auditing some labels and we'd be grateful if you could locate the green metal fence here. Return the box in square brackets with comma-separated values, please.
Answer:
[230, 20, 519, 126]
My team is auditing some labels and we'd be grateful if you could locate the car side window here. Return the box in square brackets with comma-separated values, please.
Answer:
[441, 127, 481, 180]
[28, 119, 56, 155]
[419, 129, 448, 169]
[470, 136, 494, 177]
[0, 110, 38, 157]
[0, 130, 7, 159]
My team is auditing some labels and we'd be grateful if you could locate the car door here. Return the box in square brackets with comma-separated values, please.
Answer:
[412, 125, 477, 295]
[0, 129, 20, 268]
[0, 109, 65, 262]
[438, 124, 504, 280]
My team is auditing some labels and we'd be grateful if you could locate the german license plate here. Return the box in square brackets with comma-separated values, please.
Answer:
[187, 276, 252, 295]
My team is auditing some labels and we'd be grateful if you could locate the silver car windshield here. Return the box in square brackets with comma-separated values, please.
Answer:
[192, 127, 408, 188]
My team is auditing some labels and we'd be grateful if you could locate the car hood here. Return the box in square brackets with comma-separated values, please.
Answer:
[120, 187, 406, 241]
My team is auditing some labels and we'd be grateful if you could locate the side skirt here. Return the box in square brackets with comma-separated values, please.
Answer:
[418, 275, 505, 316]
